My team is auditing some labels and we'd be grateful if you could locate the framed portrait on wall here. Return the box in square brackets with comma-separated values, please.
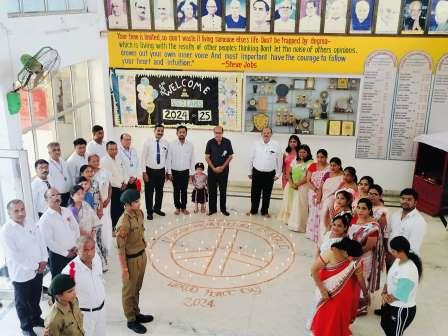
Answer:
[274, 0, 297, 33]
[201, 0, 223, 31]
[225, 0, 247, 31]
[350, 0, 374, 33]
[375, 0, 401, 34]
[249, 0, 272, 32]
[324, 0, 349, 33]
[154, 0, 175, 30]
[298, 0, 322, 33]
[177, 0, 199, 31]
[401, 0, 429, 34]
[130, 0, 151, 30]
[428, 0, 448, 34]
[105, 0, 129, 29]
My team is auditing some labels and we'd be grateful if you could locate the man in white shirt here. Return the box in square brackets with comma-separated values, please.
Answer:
[118, 133, 140, 191]
[86, 125, 107, 159]
[131, 0, 151, 29]
[67, 138, 88, 183]
[39, 188, 80, 278]
[141, 124, 169, 220]
[202, 0, 222, 31]
[31, 159, 51, 218]
[167, 125, 195, 215]
[47, 142, 72, 207]
[62, 236, 106, 336]
[388, 188, 427, 256]
[247, 127, 282, 217]
[100, 141, 127, 230]
[0, 199, 48, 336]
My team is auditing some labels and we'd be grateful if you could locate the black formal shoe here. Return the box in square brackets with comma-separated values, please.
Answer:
[207, 211, 217, 216]
[127, 321, 147, 334]
[147, 214, 153, 220]
[221, 210, 230, 216]
[34, 317, 45, 327]
[154, 210, 165, 216]
[374, 308, 383, 316]
[136, 313, 154, 323]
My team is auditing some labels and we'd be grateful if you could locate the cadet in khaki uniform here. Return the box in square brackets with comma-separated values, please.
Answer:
[44, 273, 84, 336]
[116, 189, 154, 334]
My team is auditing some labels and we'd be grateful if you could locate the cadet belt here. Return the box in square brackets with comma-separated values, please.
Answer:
[126, 249, 145, 259]
[80, 301, 104, 312]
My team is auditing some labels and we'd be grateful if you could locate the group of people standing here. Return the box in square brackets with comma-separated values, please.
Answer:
[274, 134, 427, 336]
[1, 123, 236, 335]
[0, 124, 429, 336]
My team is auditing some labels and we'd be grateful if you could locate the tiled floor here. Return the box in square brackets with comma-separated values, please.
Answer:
[1, 195, 447, 335]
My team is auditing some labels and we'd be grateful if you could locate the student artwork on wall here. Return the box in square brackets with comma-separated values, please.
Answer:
[274, 0, 297, 33]
[130, 0, 151, 30]
[350, 0, 374, 33]
[111, 69, 243, 131]
[106, 0, 129, 29]
[401, 0, 429, 34]
[428, 0, 448, 34]
[154, 0, 175, 30]
[375, 0, 401, 34]
[225, 0, 247, 31]
[177, 0, 199, 31]
[324, 0, 349, 33]
[201, 0, 223, 31]
[298, 0, 322, 33]
[249, 0, 272, 32]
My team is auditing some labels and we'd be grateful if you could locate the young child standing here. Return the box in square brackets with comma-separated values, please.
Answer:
[45, 273, 84, 335]
[191, 163, 208, 213]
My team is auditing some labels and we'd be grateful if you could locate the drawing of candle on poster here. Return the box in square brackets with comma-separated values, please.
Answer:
[428, 54, 448, 130]
[388, 52, 433, 161]
[355, 51, 397, 159]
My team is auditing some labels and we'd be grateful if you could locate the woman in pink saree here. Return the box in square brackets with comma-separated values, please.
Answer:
[306, 149, 330, 243]
[316, 157, 343, 242]
[311, 238, 369, 336]
[348, 198, 384, 316]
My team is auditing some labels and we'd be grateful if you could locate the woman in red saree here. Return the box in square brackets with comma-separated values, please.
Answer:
[311, 238, 369, 336]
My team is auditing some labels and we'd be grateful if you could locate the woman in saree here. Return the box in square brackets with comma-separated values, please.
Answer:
[368, 184, 389, 240]
[353, 176, 374, 207]
[348, 198, 384, 316]
[310, 237, 370, 336]
[68, 185, 100, 238]
[305, 149, 330, 242]
[317, 157, 343, 242]
[351, 175, 374, 223]
[277, 135, 301, 222]
[88, 154, 112, 271]
[318, 211, 352, 256]
[287, 144, 314, 232]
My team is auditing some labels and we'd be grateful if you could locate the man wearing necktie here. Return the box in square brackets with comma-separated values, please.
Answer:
[141, 124, 169, 220]
[31, 159, 51, 218]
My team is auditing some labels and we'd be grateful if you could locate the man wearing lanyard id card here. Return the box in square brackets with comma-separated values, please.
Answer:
[47, 142, 72, 207]
[119, 133, 140, 190]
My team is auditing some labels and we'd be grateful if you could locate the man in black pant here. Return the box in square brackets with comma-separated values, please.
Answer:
[247, 127, 282, 218]
[0, 200, 48, 336]
[141, 124, 168, 220]
[205, 126, 234, 216]
[167, 125, 195, 215]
